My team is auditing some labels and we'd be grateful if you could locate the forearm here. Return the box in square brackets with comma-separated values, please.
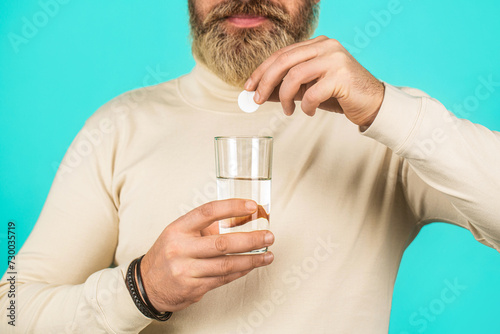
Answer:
[363, 83, 500, 248]
[0, 265, 151, 333]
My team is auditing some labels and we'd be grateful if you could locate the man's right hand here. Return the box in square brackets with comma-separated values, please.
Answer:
[140, 199, 275, 313]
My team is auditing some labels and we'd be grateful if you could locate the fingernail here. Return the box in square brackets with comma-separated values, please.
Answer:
[254, 91, 261, 104]
[246, 200, 257, 211]
[244, 79, 252, 90]
[265, 232, 274, 245]
[264, 252, 274, 263]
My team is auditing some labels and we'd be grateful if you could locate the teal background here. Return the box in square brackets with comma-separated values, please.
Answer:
[1, 0, 499, 333]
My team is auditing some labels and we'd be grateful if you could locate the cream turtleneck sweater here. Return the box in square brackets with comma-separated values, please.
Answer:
[1, 64, 499, 334]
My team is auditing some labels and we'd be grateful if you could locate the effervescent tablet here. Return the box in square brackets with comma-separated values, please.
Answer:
[238, 90, 260, 113]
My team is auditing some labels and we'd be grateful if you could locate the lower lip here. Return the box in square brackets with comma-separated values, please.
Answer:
[227, 16, 268, 28]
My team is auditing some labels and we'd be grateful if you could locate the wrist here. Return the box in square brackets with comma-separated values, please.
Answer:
[358, 108, 379, 128]
[139, 254, 164, 312]
[125, 255, 173, 321]
[359, 84, 385, 128]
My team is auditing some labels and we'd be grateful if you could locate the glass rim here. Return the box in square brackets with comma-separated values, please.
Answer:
[214, 136, 273, 140]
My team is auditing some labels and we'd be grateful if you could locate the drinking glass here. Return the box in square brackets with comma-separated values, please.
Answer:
[214, 136, 273, 253]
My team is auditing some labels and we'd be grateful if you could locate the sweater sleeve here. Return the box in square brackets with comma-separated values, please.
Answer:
[362, 83, 500, 251]
[0, 111, 152, 333]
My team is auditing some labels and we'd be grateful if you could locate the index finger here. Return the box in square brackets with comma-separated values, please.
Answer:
[244, 35, 328, 92]
[176, 199, 258, 233]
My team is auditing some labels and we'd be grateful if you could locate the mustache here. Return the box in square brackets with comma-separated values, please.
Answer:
[201, 0, 291, 29]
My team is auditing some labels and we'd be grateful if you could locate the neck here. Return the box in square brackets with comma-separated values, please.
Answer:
[177, 62, 276, 114]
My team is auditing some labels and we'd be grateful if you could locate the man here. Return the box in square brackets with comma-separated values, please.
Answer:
[1, 0, 499, 333]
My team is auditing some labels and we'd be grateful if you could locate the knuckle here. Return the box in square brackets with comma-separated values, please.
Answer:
[165, 241, 182, 260]
[214, 235, 229, 253]
[217, 275, 229, 286]
[251, 254, 263, 268]
[311, 45, 321, 58]
[304, 87, 320, 102]
[199, 201, 216, 218]
[197, 287, 209, 300]
[192, 294, 204, 303]
[325, 38, 340, 48]
[277, 44, 294, 55]
[169, 261, 185, 279]
[220, 257, 234, 275]
[251, 234, 261, 250]
[286, 67, 302, 82]
[259, 74, 273, 88]
[274, 47, 287, 57]
[332, 50, 349, 64]
[179, 285, 194, 301]
[249, 72, 259, 83]
[276, 51, 291, 66]
[338, 65, 351, 77]
[333, 66, 350, 83]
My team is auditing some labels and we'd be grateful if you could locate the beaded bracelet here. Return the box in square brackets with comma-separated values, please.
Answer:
[125, 255, 173, 321]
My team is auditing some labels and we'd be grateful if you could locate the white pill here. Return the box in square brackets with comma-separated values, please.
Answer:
[238, 90, 260, 113]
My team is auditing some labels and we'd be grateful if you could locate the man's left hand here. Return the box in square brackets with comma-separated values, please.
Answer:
[244, 35, 385, 127]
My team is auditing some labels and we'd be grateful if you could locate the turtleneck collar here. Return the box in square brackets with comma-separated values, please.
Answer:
[177, 62, 277, 114]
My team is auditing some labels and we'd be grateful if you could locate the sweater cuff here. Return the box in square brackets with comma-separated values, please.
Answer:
[361, 83, 424, 154]
[86, 265, 152, 333]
